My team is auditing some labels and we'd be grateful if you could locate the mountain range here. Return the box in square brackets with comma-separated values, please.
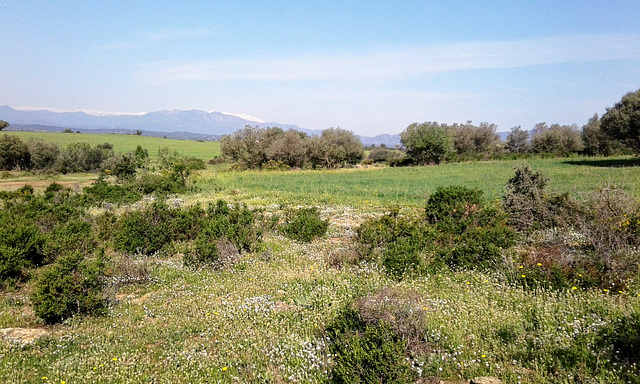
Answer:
[0, 106, 402, 147]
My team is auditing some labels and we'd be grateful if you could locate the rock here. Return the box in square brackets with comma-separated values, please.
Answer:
[470, 378, 502, 384]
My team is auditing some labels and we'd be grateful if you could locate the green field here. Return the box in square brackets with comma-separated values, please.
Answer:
[202, 156, 640, 207]
[5, 131, 220, 160]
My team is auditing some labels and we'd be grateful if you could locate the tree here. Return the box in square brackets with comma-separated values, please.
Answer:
[309, 127, 363, 168]
[506, 126, 530, 153]
[27, 139, 60, 170]
[266, 129, 309, 168]
[581, 113, 618, 156]
[400, 122, 453, 165]
[531, 123, 582, 155]
[600, 88, 640, 154]
[0, 120, 8, 131]
[220, 126, 284, 169]
[0, 134, 31, 170]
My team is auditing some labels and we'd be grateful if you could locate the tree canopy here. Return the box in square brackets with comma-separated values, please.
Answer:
[601, 88, 640, 154]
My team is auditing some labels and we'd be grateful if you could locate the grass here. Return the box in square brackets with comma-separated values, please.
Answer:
[200, 156, 640, 208]
[4, 131, 220, 160]
[1, 153, 640, 383]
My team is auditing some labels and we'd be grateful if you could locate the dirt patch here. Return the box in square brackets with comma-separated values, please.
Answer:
[0, 327, 50, 346]
[115, 292, 154, 305]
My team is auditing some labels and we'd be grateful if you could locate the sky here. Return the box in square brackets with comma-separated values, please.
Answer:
[1, 1, 639, 136]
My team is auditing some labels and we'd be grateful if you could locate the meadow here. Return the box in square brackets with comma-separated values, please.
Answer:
[1, 134, 639, 383]
[6, 131, 221, 160]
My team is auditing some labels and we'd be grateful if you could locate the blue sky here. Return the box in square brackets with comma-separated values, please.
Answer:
[1, 1, 639, 136]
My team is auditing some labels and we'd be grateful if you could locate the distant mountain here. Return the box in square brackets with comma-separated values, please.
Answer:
[359, 134, 402, 148]
[0, 105, 307, 136]
[0, 105, 403, 146]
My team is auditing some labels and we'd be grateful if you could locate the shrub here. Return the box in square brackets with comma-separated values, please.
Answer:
[425, 185, 483, 227]
[185, 201, 261, 267]
[382, 237, 424, 278]
[0, 134, 31, 170]
[426, 186, 516, 270]
[31, 252, 107, 324]
[0, 215, 46, 286]
[111, 201, 176, 255]
[356, 210, 434, 261]
[503, 165, 578, 230]
[42, 218, 95, 263]
[326, 307, 416, 383]
[279, 207, 329, 242]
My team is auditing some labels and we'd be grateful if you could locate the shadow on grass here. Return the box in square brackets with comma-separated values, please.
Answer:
[563, 158, 640, 168]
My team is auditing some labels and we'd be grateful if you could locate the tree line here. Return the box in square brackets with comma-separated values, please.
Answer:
[400, 88, 639, 165]
[220, 126, 363, 169]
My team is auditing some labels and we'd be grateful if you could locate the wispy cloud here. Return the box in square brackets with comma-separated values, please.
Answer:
[137, 33, 640, 84]
[94, 27, 211, 50]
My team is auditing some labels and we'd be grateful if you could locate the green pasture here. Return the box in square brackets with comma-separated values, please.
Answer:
[201, 156, 640, 207]
[5, 131, 220, 160]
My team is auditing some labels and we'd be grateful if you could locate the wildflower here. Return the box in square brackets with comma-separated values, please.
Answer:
[603, 289, 608, 292]
[537, 263, 542, 266]
[518, 266, 523, 269]
[112, 357, 118, 362]
[42, 377, 47, 381]
[206, 312, 210, 316]
[572, 287, 578, 290]
[222, 366, 228, 371]
[521, 275, 525, 278]
[61, 381, 66, 384]
[481, 354, 486, 358]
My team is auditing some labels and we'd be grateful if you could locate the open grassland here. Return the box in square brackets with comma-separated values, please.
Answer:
[6, 131, 220, 160]
[201, 156, 640, 207]
[1, 205, 638, 383]
[1, 155, 640, 383]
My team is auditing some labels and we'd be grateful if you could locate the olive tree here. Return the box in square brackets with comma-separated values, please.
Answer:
[400, 122, 453, 165]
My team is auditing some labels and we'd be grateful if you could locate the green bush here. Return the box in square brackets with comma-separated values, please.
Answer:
[0, 216, 45, 286]
[42, 218, 95, 263]
[31, 252, 107, 324]
[356, 210, 434, 261]
[382, 237, 424, 278]
[326, 307, 416, 383]
[425, 185, 483, 226]
[112, 201, 176, 255]
[279, 207, 329, 242]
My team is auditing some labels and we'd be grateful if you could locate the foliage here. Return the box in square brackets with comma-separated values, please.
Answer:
[111, 201, 185, 255]
[506, 125, 530, 153]
[530, 123, 583, 155]
[581, 113, 619, 156]
[0, 134, 31, 170]
[278, 207, 329, 242]
[54, 141, 114, 173]
[31, 251, 107, 324]
[0, 120, 8, 131]
[27, 138, 61, 170]
[367, 146, 405, 163]
[503, 164, 567, 230]
[326, 306, 416, 383]
[450, 121, 500, 157]
[400, 121, 453, 165]
[185, 200, 261, 267]
[601, 88, 640, 154]
[309, 127, 363, 168]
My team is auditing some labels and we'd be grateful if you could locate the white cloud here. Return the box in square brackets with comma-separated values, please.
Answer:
[137, 33, 640, 84]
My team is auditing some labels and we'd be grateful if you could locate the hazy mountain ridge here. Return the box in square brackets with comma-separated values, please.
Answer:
[1, 105, 405, 146]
